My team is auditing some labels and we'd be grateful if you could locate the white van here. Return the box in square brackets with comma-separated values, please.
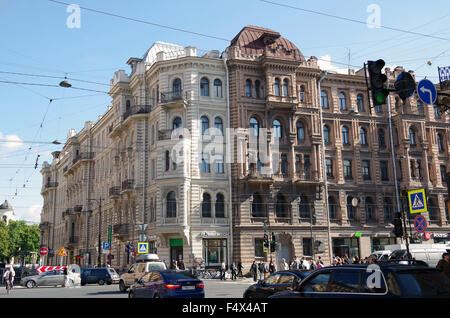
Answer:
[387, 243, 450, 267]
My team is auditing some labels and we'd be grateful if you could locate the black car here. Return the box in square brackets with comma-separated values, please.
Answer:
[81, 267, 120, 286]
[243, 270, 311, 298]
[270, 261, 450, 298]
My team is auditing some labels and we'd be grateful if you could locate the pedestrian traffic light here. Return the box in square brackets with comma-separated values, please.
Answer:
[392, 213, 403, 238]
[367, 59, 389, 106]
[394, 71, 416, 101]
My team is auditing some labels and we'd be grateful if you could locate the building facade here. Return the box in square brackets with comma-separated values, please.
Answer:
[40, 26, 450, 269]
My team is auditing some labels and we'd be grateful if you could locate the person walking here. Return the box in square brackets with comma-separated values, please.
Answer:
[178, 259, 185, 270]
[250, 261, 258, 282]
[280, 258, 289, 271]
[230, 262, 237, 281]
[3, 266, 15, 294]
[237, 261, 244, 278]
[258, 261, 265, 281]
[436, 252, 450, 279]
[220, 261, 227, 280]
[63, 266, 71, 288]
[269, 259, 276, 274]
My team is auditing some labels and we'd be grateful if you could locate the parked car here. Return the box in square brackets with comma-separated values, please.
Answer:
[119, 255, 167, 292]
[270, 262, 450, 298]
[20, 269, 65, 288]
[243, 270, 311, 298]
[128, 270, 204, 298]
[81, 267, 120, 285]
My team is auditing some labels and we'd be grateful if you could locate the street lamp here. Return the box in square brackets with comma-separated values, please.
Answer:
[88, 198, 103, 267]
[59, 76, 72, 88]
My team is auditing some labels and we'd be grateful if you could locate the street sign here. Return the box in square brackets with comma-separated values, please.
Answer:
[417, 79, 437, 105]
[414, 215, 427, 233]
[57, 247, 67, 257]
[102, 241, 110, 250]
[39, 247, 49, 256]
[263, 245, 268, 253]
[107, 225, 112, 245]
[408, 189, 428, 214]
[138, 242, 148, 254]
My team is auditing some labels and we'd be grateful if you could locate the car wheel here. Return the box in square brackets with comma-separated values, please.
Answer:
[26, 281, 36, 288]
[98, 279, 105, 285]
[153, 293, 160, 298]
[119, 280, 127, 293]
[128, 291, 135, 298]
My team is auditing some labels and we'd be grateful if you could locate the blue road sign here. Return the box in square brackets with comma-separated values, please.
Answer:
[102, 241, 110, 250]
[138, 242, 148, 254]
[408, 189, 428, 214]
[417, 79, 437, 105]
[414, 215, 427, 233]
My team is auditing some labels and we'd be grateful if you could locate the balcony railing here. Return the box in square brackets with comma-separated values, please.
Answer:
[113, 224, 130, 238]
[72, 152, 95, 165]
[160, 90, 185, 104]
[45, 182, 59, 189]
[109, 186, 121, 197]
[74, 205, 83, 212]
[121, 179, 134, 192]
[123, 105, 152, 121]
[67, 236, 79, 245]
[62, 208, 76, 218]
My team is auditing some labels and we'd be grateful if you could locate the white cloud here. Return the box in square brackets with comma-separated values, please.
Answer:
[14, 205, 42, 223]
[0, 132, 24, 150]
[317, 55, 349, 75]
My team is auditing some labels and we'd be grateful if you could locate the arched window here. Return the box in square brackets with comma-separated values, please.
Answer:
[323, 125, 330, 143]
[274, 78, 280, 96]
[357, 94, 364, 112]
[214, 117, 223, 135]
[360, 127, 368, 146]
[173, 78, 182, 95]
[250, 117, 259, 137]
[215, 193, 225, 218]
[214, 79, 222, 98]
[252, 193, 264, 217]
[342, 126, 349, 145]
[339, 92, 347, 110]
[378, 128, 386, 149]
[299, 194, 310, 218]
[437, 133, 444, 152]
[246, 79, 252, 97]
[347, 196, 356, 220]
[321, 91, 328, 108]
[365, 197, 375, 221]
[300, 86, 305, 102]
[255, 80, 261, 98]
[275, 193, 288, 218]
[173, 117, 182, 130]
[166, 192, 177, 218]
[282, 79, 289, 96]
[409, 127, 416, 146]
[202, 193, 212, 218]
[328, 196, 336, 219]
[273, 119, 282, 139]
[165, 151, 170, 171]
[384, 198, 393, 221]
[297, 121, 305, 142]
[201, 116, 209, 135]
[200, 77, 209, 96]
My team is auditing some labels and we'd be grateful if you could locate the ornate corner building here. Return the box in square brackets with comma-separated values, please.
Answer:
[40, 26, 450, 268]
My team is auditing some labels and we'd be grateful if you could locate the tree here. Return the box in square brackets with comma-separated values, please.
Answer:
[0, 222, 10, 262]
[6, 221, 40, 263]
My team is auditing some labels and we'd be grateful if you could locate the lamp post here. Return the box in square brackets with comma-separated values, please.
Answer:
[88, 198, 103, 267]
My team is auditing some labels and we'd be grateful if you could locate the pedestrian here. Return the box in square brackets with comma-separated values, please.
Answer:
[63, 266, 70, 287]
[178, 259, 185, 270]
[172, 259, 179, 270]
[263, 262, 269, 279]
[237, 261, 244, 278]
[302, 258, 311, 270]
[3, 265, 15, 294]
[316, 260, 323, 269]
[436, 252, 450, 279]
[220, 261, 227, 280]
[269, 259, 276, 274]
[318, 256, 324, 266]
[258, 261, 265, 281]
[280, 258, 289, 271]
[310, 260, 317, 270]
[230, 262, 237, 280]
[289, 257, 296, 270]
[250, 261, 258, 282]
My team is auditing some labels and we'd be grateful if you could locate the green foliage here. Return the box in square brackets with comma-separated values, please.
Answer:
[0, 221, 40, 262]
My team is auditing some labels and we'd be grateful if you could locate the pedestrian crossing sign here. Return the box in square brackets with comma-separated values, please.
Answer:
[57, 247, 67, 257]
[408, 189, 427, 214]
[137, 242, 148, 254]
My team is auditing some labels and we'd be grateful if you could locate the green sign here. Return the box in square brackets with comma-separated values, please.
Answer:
[107, 225, 112, 244]
[170, 238, 183, 247]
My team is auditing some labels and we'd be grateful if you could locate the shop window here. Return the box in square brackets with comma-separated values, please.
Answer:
[203, 239, 227, 267]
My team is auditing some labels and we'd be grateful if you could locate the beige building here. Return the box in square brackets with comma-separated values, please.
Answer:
[40, 42, 231, 268]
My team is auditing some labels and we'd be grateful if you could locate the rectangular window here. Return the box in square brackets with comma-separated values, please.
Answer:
[326, 159, 333, 177]
[214, 155, 224, 174]
[303, 238, 312, 257]
[441, 165, 447, 182]
[380, 161, 389, 181]
[362, 160, 371, 180]
[254, 238, 264, 258]
[201, 154, 211, 173]
[344, 160, 352, 179]
[203, 239, 227, 267]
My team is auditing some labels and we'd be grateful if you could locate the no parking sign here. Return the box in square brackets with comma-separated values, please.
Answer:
[414, 215, 427, 233]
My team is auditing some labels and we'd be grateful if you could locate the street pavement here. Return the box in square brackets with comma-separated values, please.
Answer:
[1, 278, 255, 298]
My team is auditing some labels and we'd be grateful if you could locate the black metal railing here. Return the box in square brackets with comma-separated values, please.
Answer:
[121, 179, 134, 191]
[109, 186, 121, 196]
[72, 152, 95, 165]
[45, 182, 59, 188]
[123, 105, 152, 121]
[113, 224, 129, 236]
[160, 90, 185, 103]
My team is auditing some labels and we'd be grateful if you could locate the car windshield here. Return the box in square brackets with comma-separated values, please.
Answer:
[395, 270, 450, 297]
[389, 250, 406, 259]
[147, 263, 166, 271]
[108, 268, 118, 275]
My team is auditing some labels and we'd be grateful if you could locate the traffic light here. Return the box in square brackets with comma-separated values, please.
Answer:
[367, 59, 389, 106]
[270, 232, 276, 253]
[394, 71, 416, 101]
[392, 213, 403, 238]
[263, 234, 269, 249]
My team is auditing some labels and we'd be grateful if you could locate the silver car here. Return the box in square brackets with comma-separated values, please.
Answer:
[21, 269, 65, 288]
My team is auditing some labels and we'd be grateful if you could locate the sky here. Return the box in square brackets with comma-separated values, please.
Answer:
[0, 0, 449, 223]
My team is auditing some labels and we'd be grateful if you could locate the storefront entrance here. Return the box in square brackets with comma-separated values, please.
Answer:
[332, 237, 359, 259]
[170, 238, 183, 269]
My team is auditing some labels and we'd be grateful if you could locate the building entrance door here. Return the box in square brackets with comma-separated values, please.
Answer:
[170, 238, 184, 269]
